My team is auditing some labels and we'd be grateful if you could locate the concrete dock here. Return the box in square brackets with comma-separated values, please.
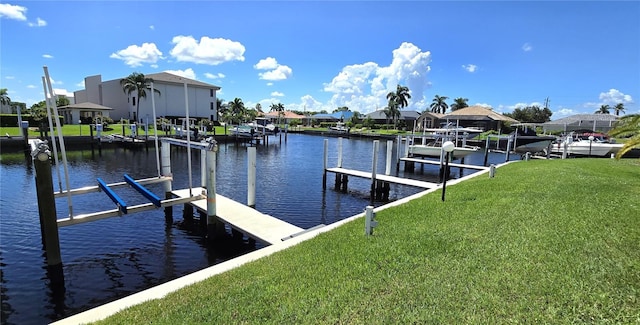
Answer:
[172, 188, 304, 245]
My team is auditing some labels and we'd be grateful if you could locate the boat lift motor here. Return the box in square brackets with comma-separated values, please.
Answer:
[365, 205, 378, 236]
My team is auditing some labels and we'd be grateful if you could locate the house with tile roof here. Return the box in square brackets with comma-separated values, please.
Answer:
[441, 105, 519, 131]
[541, 114, 620, 132]
[73, 72, 220, 124]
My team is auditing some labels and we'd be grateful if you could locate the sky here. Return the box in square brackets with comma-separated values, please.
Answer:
[1, 1, 639, 119]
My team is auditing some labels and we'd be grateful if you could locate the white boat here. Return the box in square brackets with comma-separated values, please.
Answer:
[328, 121, 349, 134]
[409, 144, 480, 159]
[549, 135, 622, 157]
[498, 125, 556, 154]
[230, 125, 258, 139]
[245, 117, 279, 135]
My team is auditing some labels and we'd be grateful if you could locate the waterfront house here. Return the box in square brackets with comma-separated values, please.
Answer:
[541, 114, 620, 133]
[441, 105, 519, 131]
[73, 72, 221, 124]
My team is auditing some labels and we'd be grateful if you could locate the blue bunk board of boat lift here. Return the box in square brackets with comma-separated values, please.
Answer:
[97, 178, 128, 214]
[124, 174, 162, 207]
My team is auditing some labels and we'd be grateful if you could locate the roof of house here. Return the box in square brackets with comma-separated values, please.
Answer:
[58, 102, 114, 111]
[443, 105, 519, 123]
[543, 114, 619, 125]
[145, 72, 221, 90]
[310, 111, 357, 120]
[264, 111, 306, 119]
[366, 109, 421, 120]
[418, 111, 445, 119]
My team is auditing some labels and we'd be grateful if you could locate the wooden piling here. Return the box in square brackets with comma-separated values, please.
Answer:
[396, 135, 401, 170]
[341, 174, 348, 193]
[247, 146, 256, 208]
[206, 145, 218, 240]
[337, 137, 343, 168]
[161, 141, 173, 223]
[183, 203, 194, 223]
[386, 140, 393, 175]
[483, 136, 490, 166]
[322, 139, 328, 189]
[370, 140, 379, 204]
[34, 148, 62, 266]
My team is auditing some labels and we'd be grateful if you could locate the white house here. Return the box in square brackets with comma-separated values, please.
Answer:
[73, 72, 220, 124]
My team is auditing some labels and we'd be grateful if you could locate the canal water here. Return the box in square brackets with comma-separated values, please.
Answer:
[0, 134, 513, 324]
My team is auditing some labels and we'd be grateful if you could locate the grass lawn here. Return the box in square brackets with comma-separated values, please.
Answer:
[94, 158, 640, 324]
[0, 124, 230, 137]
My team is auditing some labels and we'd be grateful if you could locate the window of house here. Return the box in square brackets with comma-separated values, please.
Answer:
[210, 102, 214, 110]
[133, 97, 136, 106]
[210, 89, 214, 97]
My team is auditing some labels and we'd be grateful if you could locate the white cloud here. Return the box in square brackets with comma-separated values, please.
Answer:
[110, 42, 163, 67]
[53, 88, 74, 97]
[556, 108, 577, 118]
[522, 42, 533, 52]
[271, 91, 284, 97]
[149, 25, 155, 30]
[76, 80, 85, 88]
[254, 57, 279, 70]
[462, 64, 477, 73]
[27, 84, 36, 89]
[204, 72, 225, 79]
[169, 35, 245, 65]
[164, 68, 196, 80]
[0, 3, 27, 21]
[5, 76, 15, 80]
[323, 42, 432, 113]
[254, 57, 293, 81]
[42, 54, 53, 59]
[266, 82, 273, 86]
[259, 65, 292, 81]
[28, 17, 46, 27]
[598, 88, 633, 104]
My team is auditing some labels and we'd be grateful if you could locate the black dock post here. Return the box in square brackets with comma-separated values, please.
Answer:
[483, 136, 490, 167]
[33, 143, 62, 267]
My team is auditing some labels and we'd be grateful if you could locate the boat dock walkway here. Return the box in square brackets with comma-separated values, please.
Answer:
[172, 188, 304, 245]
[325, 167, 439, 189]
[400, 157, 489, 170]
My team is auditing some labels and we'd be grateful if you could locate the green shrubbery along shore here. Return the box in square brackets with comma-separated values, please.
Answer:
[92, 158, 640, 324]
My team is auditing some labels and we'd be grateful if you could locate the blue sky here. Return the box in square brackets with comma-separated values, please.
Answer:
[1, 1, 638, 118]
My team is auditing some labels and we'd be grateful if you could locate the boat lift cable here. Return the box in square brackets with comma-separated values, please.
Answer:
[44, 66, 74, 218]
[41, 76, 63, 193]
[184, 81, 193, 197]
[150, 82, 161, 178]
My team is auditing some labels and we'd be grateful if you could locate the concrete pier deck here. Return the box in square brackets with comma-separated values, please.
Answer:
[172, 188, 304, 245]
[400, 157, 489, 170]
[325, 167, 439, 189]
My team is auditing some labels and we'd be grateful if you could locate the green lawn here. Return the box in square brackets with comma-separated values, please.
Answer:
[94, 158, 640, 324]
[0, 124, 231, 137]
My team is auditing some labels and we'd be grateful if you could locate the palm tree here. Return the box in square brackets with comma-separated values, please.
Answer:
[120, 72, 161, 123]
[450, 97, 469, 111]
[270, 103, 285, 125]
[383, 101, 401, 129]
[229, 98, 247, 124]
[614, 103, 625, 116]
[0, 88, 10, 106]
[430, 95, 449, 114]
[595, 104, 610, 114]
[608, 114, 640, 159]
[386, 84, 411, 129]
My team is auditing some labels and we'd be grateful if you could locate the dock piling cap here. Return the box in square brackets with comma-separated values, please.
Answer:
[31, 141, 51, 161]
